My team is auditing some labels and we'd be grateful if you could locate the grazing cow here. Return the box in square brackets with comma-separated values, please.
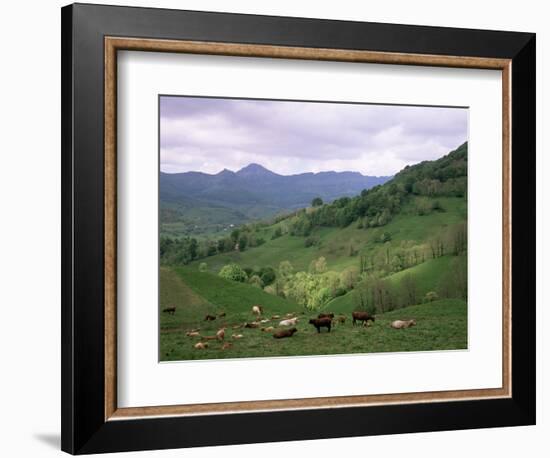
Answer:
[336, 315, 346, 325]
[273, 327, 298, 339]
[202, 335, 218, 341]
[279, 317, 298, 326]
[261, 326, 275, 332]
[221, 342, 233, 350]
[162, 305, 176, 315]
[244, 322, 260, 329]
[231, 334, 244, 339]
[186, 331, 200, 337]
[284, 313, 296, 319]
[252, 305, 263, 316]
[391, 319, 417, 329]
[194, 342, 208, 349]
[218, 311, 226, 318]
[204, 314, 217, 321]
[318, 312, 334, 320]
[271, 315, 280, 320]
[352, 311, 376, 326]
[309, 318, 332, 333]
[216, 328, 226, 341]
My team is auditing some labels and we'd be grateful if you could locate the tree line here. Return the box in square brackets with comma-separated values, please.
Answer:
[286, 142, 467, 236]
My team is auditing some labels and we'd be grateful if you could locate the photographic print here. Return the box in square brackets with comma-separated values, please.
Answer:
[159, 96, 468, 362]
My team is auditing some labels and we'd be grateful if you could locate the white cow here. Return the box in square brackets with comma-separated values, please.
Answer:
[390, 319, 417, 329]
[279, 317, 298, 326]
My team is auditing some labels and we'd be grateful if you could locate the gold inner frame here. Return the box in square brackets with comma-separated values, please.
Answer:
[104, 37, 512, 421]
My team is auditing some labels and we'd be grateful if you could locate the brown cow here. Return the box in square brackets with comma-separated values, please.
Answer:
[204, 314, 216, 321]
[352, 311, 376, 326]
[162, 305, 176, 315]
[221, 342, 233, 350]
[273, 327, 298, 339]
[309, 318, 332, 333]
[194, 342, 208, 349]
[244, 322, 260, 329]
[336, 315, 346, 325]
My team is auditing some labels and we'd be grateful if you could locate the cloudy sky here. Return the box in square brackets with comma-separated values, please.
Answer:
[160, 96, 467, 176]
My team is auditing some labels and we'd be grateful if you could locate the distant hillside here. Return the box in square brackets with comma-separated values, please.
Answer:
[160, 163, 391, 236]
[279, 142, 467, 234]
[186, 196, 466, 275]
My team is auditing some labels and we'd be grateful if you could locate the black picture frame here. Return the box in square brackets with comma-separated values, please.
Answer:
[61, 3, 536, 454]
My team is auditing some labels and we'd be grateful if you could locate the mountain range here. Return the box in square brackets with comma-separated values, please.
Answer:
[160, 164, 391, 235]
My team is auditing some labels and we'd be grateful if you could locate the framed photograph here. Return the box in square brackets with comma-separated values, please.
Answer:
[61, 3, 536, 454]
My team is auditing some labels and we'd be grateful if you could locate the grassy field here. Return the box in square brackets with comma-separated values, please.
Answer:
[189, 196, 466, 275]
[159, 266, 298, 342]
[325, 255, 454, 314]
[160, 266, 467, 361]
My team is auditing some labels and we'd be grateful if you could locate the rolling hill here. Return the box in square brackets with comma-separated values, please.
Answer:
[324, 255, 455, 313]
[188, 196, 466, 274]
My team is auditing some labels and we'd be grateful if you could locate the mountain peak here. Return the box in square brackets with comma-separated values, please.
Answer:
[216, 168, 235, 176]
[236, 163, 276, 176]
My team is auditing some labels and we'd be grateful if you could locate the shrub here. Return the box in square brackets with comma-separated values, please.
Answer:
[243, 267, 254, 277]
[219, 264, 247, 282]
[248, 274, 263, 288]
[271, 227, 283, 239]
[304, 236, 319, 248]
[311, 197, 324, 207]
[264, 285, 276, 295]
[259, 267, 276, 286]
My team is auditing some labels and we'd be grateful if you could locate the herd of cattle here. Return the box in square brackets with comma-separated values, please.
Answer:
[163, 304, 417, 351]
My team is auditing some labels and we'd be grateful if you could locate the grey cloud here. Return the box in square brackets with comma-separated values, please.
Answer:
[160, 96, 467, 176]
